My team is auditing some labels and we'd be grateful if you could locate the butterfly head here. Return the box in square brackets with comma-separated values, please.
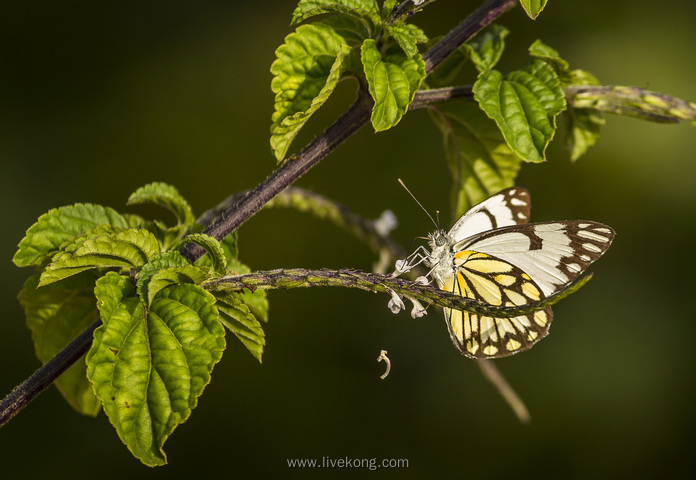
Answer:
[426, 228, 455, 279]
[428, 229, 450, 249]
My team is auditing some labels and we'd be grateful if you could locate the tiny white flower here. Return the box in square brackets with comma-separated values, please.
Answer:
[373, 210, 398, 236]
[415, 276, 429, 285]
[408, 297, 427, 318]
[387, 289, 405, 314]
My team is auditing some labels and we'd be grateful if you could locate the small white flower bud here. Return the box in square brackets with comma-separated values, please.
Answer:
[408, 297, 427, 318]
[373, 210, 398, 236]
[387, 289, 405, 314]
[393, 259, 412, 275]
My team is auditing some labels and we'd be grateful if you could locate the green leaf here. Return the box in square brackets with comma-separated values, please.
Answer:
[462, 24, 509, 73]
[361, 39, 426, 131]
[270, 23, 352, 161]
[127, 182, 195, 227]
[178, 234, 227, 277]
[381, 0, 398, 18]
[520, 0, 548, 19]
[40, 228, 161, 286]
[59, 224, 124, 254]
[473, 59, 566, 163]
[14, 204, 130, 267]
[196, 230, 238, 271]
[567, 106, 605, 162]
[227, 259, 269, 323]
[137, 251, 209, 305]
[528, 39, 573, 85]
[291, 0, 381, 29]
[18, 269, 101, 416]
[142, 220, 188, 252]
[430, 100, 523, 218]
[319, 14, 372, 46]
[387, 21, 428, 58]
[564, 69, 604, 161]
[214, 291, 265, 363]
[87, 280, 225, 467]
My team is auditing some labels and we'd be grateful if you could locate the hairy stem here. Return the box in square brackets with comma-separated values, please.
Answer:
[204, 268, 592, 318]
[0, 320, 102, 428]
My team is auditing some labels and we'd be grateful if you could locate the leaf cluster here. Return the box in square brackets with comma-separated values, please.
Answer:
[270, 0, 696, 218]
[13, 183, 268, 466]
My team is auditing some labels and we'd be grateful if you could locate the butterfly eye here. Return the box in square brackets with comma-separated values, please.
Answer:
[435, 232, 447, 247]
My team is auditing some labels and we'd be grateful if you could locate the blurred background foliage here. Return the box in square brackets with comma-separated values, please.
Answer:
[1, 0, 695, 478]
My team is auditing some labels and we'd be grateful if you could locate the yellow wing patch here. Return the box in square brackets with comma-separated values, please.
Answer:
[442, 251, 553, 359]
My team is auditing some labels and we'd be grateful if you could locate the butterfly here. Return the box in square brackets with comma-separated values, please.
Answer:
[403, 186, 615, 359]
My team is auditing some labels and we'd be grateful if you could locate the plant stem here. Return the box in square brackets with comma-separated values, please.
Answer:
[0, 319, 102, 428]
[2, 0, 518, 428]
[204, 268, 591, 317]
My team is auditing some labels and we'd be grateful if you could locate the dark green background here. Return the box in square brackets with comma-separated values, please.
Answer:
[2, 1, 695, 478]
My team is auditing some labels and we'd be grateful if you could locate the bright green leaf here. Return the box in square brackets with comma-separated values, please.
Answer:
[214, 291, 265, 362]
[40, 228, 161, 286]
[387, 21, 428, 58]
[59, 224, 124, 254]
[381, 0, 398, 18]
[462, 24, 509, 73]
[473, 59, 566, 163]
[270, 23, 352, 161]
[127, 182, 195, 226]
[178, 234, 227, 277]
[528, 39, 573, 85]
[137, 252, 209, 305]
[362, 39, 425, 131]
[87, 281, 225, 467]
[94, 272, 135, 320]
[18, 269, 101, 416]
[14, 204, 130, 267]
[196, 230, 238, 271]
[291, 0, 381, 29]
[430, 100, 523, 218]
[520, 0, 548, 19]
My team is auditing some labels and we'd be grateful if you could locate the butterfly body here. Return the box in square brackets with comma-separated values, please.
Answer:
[413, 187, 614, 359]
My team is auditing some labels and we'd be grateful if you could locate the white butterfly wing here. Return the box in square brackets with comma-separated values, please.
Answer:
[455, 221, 615, 297]
[448, 187, 531, 243]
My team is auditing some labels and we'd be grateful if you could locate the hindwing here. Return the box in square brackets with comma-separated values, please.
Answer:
[441, 251, 552, 359]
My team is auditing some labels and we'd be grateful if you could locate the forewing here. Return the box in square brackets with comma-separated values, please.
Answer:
[456, 221, 615, 297]
[448, 187, 531, 242]
[442, 251, 552, 359]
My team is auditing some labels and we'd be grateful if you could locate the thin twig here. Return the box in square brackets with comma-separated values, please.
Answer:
[477, 359, 531, 424]
[0, 319, 102, 428]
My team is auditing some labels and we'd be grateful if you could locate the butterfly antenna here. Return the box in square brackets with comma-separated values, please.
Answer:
[398, 178, 438, 228]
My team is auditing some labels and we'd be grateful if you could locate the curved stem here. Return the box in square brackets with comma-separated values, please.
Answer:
[204, 268, 592, 318]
